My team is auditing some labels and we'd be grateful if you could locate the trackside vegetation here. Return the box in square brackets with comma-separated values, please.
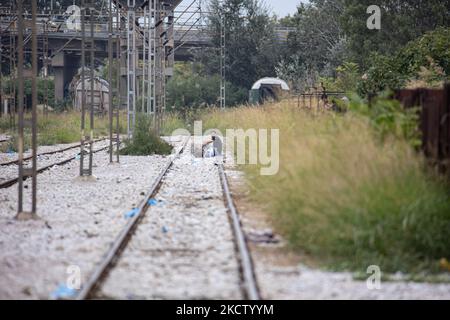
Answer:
[203, 101, 450, 274]
[119, 115, 173, 156]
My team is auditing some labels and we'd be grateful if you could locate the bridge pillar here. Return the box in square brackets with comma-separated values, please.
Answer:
[51, 52, 79, 103]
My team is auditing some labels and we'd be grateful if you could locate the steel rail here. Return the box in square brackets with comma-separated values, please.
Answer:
[75, 137, 188, 300]
[0, 139, 117, 189]
[0, 138, 108, 167]
[218, 163, 261, 300]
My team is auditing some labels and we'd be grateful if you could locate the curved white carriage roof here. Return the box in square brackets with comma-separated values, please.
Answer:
[74, 77, 110, 92]
[251, 78, 290, 91]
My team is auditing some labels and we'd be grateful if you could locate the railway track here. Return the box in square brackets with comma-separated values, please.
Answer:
[0, 138, 108, 167]
[218, 163, 260, 300]
[0, 138, 115, 189]
[74, 137, 260, 300]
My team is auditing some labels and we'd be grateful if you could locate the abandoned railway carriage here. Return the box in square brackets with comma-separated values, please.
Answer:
[72, 74, 110, 114]
[249, 77, 290, 105]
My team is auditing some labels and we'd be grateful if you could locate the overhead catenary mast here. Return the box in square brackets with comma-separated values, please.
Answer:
[15, 0, 39, 220]
[79, 0, 95, 178]
[220, 6, 226, 109]
[108, 0, 119, 163]
[127, 0, 136, 138]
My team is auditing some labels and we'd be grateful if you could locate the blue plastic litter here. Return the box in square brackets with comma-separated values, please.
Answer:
[75, 154, 80, 160]
[162, 226, 169, 233]
[124, 208, 139, 219]
[50, 284, 77, 300]
[148, 199, 158, 206]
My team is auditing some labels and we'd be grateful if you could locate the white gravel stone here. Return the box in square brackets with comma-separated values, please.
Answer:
[0, 141, 82, 164]
[0, 138, 184, 299]
[254, 263, 450, 300]
[0, 140, 112, 184]
[99, 138, 242, 299]
[0, 134, 10, 143]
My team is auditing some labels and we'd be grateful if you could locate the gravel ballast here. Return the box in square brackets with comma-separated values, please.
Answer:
[255, 262, 450, 300]
[0, 138, 183, 299]
[3, 132, 446, 300]
[99, 139, 242, 299]
[0, 140, 111, 184]
[0, 141, 82, 164]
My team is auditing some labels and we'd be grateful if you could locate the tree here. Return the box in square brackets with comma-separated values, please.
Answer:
[276, 0, 347, 88]
[166, 63, 247, 109]
[358, 28, 450, 95]
[194, 0, 281, 90]
[341, 0, 450, 67]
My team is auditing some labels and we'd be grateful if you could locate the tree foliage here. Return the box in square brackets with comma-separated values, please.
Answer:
[166, 63, 247, 109]
[278, 0, 450, 93]
[194, 0, 281, 89]
[341, 0, 450, 67]
[286, 1, 346, 74]
[359, 28, 450, 95]
[120, 114, 173, 156]
[1, 77, 55, 108]
[276, 1, 347, 89]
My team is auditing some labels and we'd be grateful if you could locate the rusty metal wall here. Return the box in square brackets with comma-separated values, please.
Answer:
[394, 84, 450, 174]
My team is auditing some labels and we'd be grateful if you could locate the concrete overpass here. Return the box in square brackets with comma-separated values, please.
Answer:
[0, 2, 293, 102]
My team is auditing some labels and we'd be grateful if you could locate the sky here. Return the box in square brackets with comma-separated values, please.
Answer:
[264, 0, 309, 18]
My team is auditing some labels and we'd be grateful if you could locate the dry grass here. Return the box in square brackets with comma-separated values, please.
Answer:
[0, 111, 128, 151]
[203, 102, 450, 273]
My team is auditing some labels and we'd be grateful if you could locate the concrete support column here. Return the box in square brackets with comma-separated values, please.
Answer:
[51, 52, 79, 103]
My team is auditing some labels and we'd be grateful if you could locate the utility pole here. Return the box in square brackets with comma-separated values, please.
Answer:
[43, 18, 49, 118]
[9, 0, 16, 129]
[16, 0, 39, 220]
[149, 0, 156, 118]
[142, 5, 148, 114]
[115, 0, 121, 161]
[80, 0, 86, 177]
[0, 22, 2, 118]
[108, 0, 119, 164]
[154, 1, 163, 134]
[88, 0, 95, 173]
[220, 11, 226, 109]
[127, 0, 136, 138]
[79, 0, 95, 179]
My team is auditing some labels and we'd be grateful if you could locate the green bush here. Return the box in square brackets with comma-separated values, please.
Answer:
[397, 28, 450, 77]
[358, 53, 406, 95]
[347, 93, 421, 147]
[359, 28, 450, 94]
[321, 62, 361, 93]
[120, 115, 173, 156]
[166, 63, 247, 109]
[1, 77, 55, 108]
[53, 98, 73, 112]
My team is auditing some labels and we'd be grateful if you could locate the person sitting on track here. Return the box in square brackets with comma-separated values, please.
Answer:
[202, 135, 223, 158]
